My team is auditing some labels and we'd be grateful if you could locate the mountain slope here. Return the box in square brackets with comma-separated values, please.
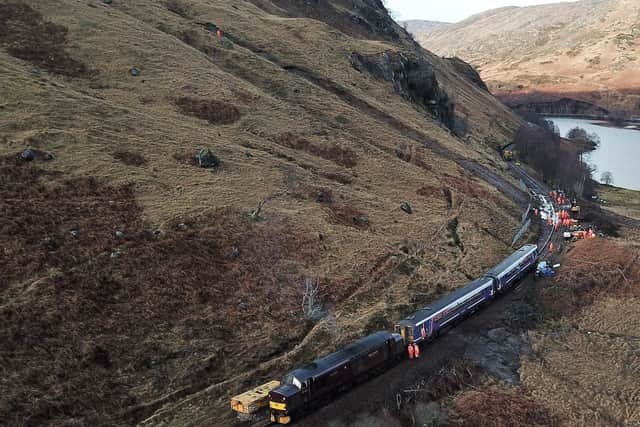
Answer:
[417, 0, 640, 116]
[0, 1, 525, 426]
[402, 19, 451, 38]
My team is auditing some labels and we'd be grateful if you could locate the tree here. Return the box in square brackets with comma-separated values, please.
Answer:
[600, 171, 614, 186]
[567, 127, 600, 147]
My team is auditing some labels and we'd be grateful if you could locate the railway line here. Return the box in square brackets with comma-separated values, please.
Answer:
[237, 161, 562, 426]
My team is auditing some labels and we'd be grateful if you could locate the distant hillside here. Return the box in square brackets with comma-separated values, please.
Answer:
[415, 0, 640, 116]
[402, 19, 451, 38]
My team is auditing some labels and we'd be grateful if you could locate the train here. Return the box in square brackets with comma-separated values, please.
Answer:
[268, 244, 540, 424]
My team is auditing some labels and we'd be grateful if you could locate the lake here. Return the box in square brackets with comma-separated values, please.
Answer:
[547, 117, 640, 191]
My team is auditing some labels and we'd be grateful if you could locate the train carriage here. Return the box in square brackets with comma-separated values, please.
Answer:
[484, 244, 539, 292]
[396, 276, 495, 344]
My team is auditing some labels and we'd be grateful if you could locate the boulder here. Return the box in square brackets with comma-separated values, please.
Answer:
[400, 202, 413, 214]
[129, 67, 141, 77]
[21, 148, 35, 161]
[196, 148, 220, 168]
[43, 152, 55, 161]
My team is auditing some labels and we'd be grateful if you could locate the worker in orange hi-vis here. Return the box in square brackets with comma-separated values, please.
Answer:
[534, 208, 538, 217]
[407, 344, 415, 359]
[216, 29, 222, 39]
[413, 343, 420, 359]
[549, 242, 555, 253]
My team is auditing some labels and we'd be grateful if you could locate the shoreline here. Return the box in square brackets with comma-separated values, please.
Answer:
[542, 114, 640, 130]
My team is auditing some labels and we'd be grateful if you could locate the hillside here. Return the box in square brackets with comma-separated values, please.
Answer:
[0, 1, 525, 426]
[416, 0, 640, 116]
[402, 19, 451, 38]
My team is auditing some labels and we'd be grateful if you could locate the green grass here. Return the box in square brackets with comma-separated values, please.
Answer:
[596, 184, 640, 220]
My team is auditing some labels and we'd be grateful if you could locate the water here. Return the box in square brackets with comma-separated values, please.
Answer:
[546, 117, 640, 191]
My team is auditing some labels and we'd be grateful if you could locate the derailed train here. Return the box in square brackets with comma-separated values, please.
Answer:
[269, 244, 539, 424]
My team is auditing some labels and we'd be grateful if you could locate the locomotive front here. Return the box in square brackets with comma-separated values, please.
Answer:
[269, 375, 304, 424]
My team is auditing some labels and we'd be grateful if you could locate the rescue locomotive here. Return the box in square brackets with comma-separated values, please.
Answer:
[268, 244, 539, 424]
[269, 332, 404, 424]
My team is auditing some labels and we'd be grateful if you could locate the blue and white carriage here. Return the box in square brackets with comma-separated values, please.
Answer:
[396, 244, 539, 344]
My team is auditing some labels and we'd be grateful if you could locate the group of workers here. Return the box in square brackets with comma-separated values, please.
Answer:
[407, 343, 420, 359]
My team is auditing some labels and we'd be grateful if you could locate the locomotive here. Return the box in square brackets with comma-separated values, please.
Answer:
[269, 332, 404, 424]
[268, 244, 539, 424]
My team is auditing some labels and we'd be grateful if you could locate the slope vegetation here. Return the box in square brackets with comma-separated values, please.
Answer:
[0, 1, 523, 425]
[417, 0, 640, 116]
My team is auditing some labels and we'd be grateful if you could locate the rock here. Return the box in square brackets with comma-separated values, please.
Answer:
[115, 231, 124, 238]
[395, 143, 411, 162]
[21, 148, 35, 161]
[196, 148, 220, 168]
[353, 215, 369, 228]
[129, 67, 141, 77]
[238, 302, 248, 310]
[316, 191, 328, 202]
[177, 223, 188, 230]
[231, 246, 240, 258]
[400, 202, 413, 214]
[69, 229, 80, 238]
[110, 249, 121, 258]
[42, 152, 54, 161]
[244, 151, 254, 158]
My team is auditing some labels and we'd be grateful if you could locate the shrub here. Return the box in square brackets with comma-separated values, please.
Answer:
[278, 133, 357, 168]
[112, 151, 147, 167]
[0, 2, 87, 77]
[174, 97, 241, 125]
[165, 0, 191, 18]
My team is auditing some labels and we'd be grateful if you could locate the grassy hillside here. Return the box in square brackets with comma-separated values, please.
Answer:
[416, 0, 640, 116]
[0, 1, 524, 425]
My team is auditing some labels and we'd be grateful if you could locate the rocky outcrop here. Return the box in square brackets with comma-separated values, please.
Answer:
[248, 0, 408, 43]
[445, 57, 488, 92]
[350, 51, 455, 129]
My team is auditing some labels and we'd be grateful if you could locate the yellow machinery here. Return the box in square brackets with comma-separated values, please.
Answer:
[231, 380, 280, 417]
[503, 150, 516, 161]
[570, 199, 582, 219]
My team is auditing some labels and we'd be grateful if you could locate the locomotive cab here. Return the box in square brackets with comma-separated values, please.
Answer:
[269, 375, 305, 424]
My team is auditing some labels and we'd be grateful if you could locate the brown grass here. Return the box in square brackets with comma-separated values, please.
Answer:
[416, 184, 443, 198]
[443, 174, 490, 200]
[324, 202, 369, 229]
[450, 389, 558, 427]
[0, 157, 320, 425]
[112, 150, 147, 167]
[174, 97, 241, 125]
[543, 239, 640, 316]
[0, 2, 87, 76]
[278, 132, 357, 168]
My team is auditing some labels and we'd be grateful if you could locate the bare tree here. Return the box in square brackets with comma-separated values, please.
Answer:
[600, 171, 614, 186]
[302, 278, 322, 321]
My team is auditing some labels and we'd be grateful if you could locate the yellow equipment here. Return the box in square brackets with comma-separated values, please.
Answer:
[503, 150, 516, 161]
[230, 380, 281, 416]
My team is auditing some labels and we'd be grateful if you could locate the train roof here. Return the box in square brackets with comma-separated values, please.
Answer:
[484, 244, 538, 278]
[398, 276, 493, 327]
[286, 331, 394, 384]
